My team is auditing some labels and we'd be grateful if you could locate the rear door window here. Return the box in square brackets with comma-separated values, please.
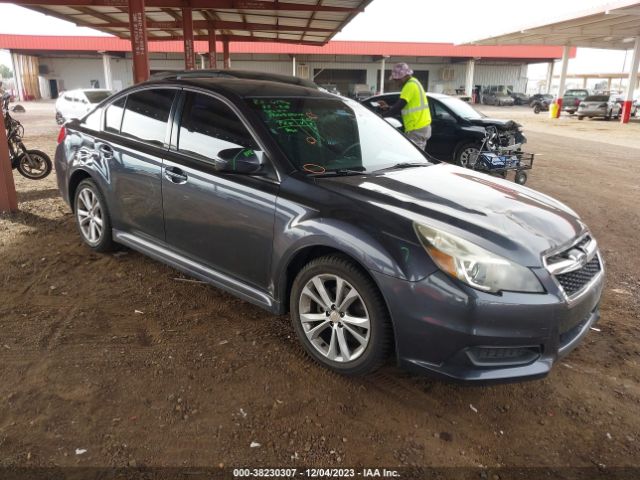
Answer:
[177, 92, 258, 160]
[104, 96, 126, 133]
[120, 89, 176, 146]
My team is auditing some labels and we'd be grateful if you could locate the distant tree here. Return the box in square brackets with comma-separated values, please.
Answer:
[0, 64, 13, 79]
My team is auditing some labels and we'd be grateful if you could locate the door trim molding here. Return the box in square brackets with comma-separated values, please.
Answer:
[113, 229, 281, 314]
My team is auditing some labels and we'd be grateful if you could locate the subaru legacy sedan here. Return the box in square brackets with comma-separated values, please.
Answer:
[55, 77, 604, 382]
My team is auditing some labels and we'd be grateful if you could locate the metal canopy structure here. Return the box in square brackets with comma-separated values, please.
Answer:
[5, 0, 368, 46]
[465, 0, 640, 123]
[0, 0, 372, 214]
[466, 0, 640, 50]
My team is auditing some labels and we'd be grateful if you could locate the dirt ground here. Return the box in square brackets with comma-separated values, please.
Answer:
[1, 101, 639, 475]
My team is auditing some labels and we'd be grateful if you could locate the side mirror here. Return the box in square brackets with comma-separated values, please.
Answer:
[216, 147, 266, 174]
[385, 117, 403, 131]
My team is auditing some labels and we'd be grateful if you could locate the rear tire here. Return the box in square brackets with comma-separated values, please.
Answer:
[290, 255, 391, 376]
[577, 116, 584, 120]
[16, 150, 52, 180]
[74, 179, 115, 252]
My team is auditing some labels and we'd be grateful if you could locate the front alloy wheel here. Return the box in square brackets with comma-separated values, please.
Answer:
[290, 255, 391, 375]
[299, 274, 371, 362]
[457, 143, 480, 168]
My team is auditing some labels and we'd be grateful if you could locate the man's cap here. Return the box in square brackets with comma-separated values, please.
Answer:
[390, 63, 413, 80]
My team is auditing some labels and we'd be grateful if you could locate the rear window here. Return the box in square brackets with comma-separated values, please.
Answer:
[120, 89, 176, 146]
[584, 96, 608, 102]
[85, 91, 112, 104]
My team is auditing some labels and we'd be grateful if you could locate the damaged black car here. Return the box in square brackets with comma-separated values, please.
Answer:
[361, 92, 526, 167]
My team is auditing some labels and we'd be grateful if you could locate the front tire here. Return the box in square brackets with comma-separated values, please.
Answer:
[74, 179, 114, 252]
[16, 150, 52, 180]
[533, 105, 541, 114]
[290, 255, 391, 376]
[455, 142, 481, 168]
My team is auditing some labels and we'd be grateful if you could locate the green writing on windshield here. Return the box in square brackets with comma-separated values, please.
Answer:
[252, 99, 322, 140]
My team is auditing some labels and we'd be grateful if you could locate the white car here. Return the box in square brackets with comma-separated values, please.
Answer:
[55, 89, 113, 124]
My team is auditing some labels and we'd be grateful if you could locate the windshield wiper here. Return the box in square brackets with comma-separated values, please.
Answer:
[308, 168, 367, 177]
[375, 162, 430, 172]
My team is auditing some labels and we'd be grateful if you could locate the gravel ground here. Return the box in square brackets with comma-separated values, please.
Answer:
[0, 101, 639, 475]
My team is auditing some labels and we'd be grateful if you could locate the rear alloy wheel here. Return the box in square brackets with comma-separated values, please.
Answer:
[74, 179, 114, 252]
[290, 255, 391, 375]
[456, 143, 481, 168]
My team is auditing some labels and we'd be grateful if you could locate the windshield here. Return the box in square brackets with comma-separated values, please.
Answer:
[437, 96, 484, 120]
[248, 96, 429, 173]
[564, 90, 588, 98]
[85, 91, 112, 104]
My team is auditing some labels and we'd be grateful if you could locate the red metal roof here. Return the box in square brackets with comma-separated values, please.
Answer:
[0, 34, 573, 59]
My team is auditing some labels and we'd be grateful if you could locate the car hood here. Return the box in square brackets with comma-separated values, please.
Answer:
[317, 164, 585, 267]
[466, 118, 521, 130]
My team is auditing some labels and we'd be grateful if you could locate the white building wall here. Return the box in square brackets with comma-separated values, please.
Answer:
[37, 53, 530, 98]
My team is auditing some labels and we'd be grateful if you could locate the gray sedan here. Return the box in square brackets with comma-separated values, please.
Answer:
[577, 95, 621, 120]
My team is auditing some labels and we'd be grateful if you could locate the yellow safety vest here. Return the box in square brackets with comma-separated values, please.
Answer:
[400, 77, 431, 132]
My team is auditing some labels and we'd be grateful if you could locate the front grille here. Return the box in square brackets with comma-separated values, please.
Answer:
[555, 256, 601, 296]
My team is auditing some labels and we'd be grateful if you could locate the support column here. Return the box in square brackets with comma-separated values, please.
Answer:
[102, 53, 113, 90]
[379, 56, 386, 94]
[464, 58, 475, 97]
[607, 77, 612, 91]
[128, 0, 149, 84]
[554, 45, 570, 118]
[292, 56, 296, 77]
[182, 7, 195, 70]
[208, 27, 217, 69]
[621, 36, 640, 124]
[223, 39, 230, 69]
[545, 61, 554, 94]
[582, 77, 588, 88]
[0, 124, 18, 213]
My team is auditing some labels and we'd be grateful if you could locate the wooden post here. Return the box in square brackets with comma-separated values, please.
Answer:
[0, 125, 18, 213]
[223, 39, 230, 69]
[208, 27, 217, 69]
[128, 0, 150, 83]
[182, 7, 195, 70]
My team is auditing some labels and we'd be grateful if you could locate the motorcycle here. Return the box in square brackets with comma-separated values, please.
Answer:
[3, 92, 52, 180]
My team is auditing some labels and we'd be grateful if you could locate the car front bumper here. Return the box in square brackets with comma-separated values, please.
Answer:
[373, 265, 604, 384]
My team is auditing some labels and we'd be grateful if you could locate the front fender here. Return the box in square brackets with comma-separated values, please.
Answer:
[271, 192, 438, 305]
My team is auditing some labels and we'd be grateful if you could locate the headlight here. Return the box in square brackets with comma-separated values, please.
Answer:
[414, 223, 544, 294]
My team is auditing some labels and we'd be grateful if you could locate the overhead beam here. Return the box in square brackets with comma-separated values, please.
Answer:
[94, 20, 334, 32]
[3, 0, 362, 12]
[149, 34, 325, 45]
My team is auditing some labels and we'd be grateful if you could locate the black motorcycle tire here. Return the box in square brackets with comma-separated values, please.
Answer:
[16, 150, 53, 180]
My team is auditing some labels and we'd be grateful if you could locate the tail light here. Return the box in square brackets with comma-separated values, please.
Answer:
[57, 127, 66, 144]
[574, 99, 581, 106]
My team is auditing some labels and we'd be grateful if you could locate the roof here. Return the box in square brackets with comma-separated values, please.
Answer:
[464, 0, 640, 50]
[0, 34, 570, 60]
[152, 76, 331, 98]
[13, 0, 372, 46]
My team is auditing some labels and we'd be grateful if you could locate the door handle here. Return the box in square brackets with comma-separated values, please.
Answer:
[164, 166, 188, 184]
[98, 144, 114, 158]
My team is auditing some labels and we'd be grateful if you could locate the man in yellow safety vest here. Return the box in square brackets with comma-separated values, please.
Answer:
[382, 63, 432, 150]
